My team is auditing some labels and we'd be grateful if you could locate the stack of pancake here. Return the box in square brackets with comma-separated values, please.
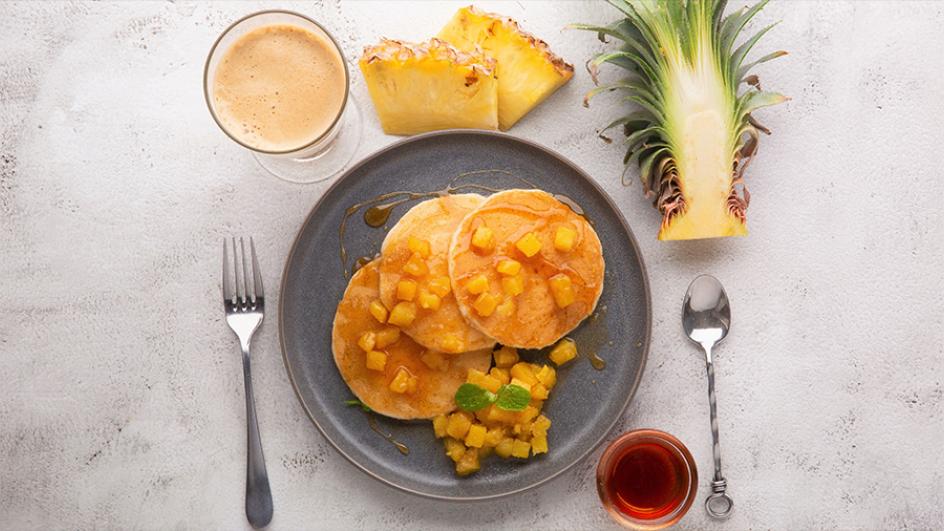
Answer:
[332, 189, 605, 420]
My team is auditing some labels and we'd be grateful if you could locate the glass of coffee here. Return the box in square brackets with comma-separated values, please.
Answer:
[204, 10, 361, 183]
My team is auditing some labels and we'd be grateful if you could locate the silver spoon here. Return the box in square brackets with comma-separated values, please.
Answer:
[683, 275, 734, 519]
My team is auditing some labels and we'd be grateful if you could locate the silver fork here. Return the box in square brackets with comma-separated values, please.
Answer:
[222, 237, 273, 529]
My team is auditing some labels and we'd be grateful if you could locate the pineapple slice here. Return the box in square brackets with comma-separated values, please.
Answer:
[360, 38, 499, 135]
[438, 6, 574, 130]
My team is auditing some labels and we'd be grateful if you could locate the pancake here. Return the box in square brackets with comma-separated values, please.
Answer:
[448, 189, 605, 349]
[379, 194, 496, 353]
[332, 259, 492, 420]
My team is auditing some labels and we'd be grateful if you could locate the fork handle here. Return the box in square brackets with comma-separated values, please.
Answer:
[241, 341, 273, 528]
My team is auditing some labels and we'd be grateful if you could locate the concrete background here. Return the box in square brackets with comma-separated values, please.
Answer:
[2, 1, 942, 529]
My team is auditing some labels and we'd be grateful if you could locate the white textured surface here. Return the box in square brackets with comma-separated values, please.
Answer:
[2, 1, 942, 529]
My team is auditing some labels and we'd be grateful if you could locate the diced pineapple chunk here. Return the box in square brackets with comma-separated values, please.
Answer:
[440, 334, 464, 353]
[408, 236, 431, 258]
[417, 289, 441, 310]
[493, 346, 519, 367]
[374, 327, 401, 348]
[474, 404, 492, 424]
[496, 259, 522, 276]
[511, 439, 531, 458]
[531, 434, 548, 455]
[501, 274, 524, 296]
[532, 415, 551, 437]
[549, 338, 578, 366]
[495, 437, 515, 458]
[446, 411, 473, 439]
[427, 276, 452, 297]
[495, 297, 516, 318]
[484, 427, 505, 447]
[518, 405, 540, 424]
[471, 225, 495, 252]
[510, 362, 538, 386]
[366, 350, 387, 371]
[421, 350, 448, 371]
[548, 273, 576, 308]
[509, 377, 531, 392]
[554, 225, 578, 252]
[465, 274, 489, 295]
[433, 415, 449, 438]
[468, 368, 502, 393]
[472, 292, 499, 317]
[388, 302, 417, 327]
[357, 331, 377, 352]
[489, 367, 510, 384]
[388, 368, 413, 393]
[535, 365, 557, 389]
[513, 421, 533, 438]
[369, 300, 388, 323]
[531, 383, 549, 400]
[402, 252, 429, 277]
[487, 406, 519, 424]
[465, 424, 487, 448]
[455, 448, 480, 476]
[396, 279, 417, 301]
[515, 232, 542, 257]
[444, 437, 466, 462]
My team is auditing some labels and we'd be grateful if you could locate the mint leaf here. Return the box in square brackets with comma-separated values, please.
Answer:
[455, 383, 497, 411]
[495, 384, 531, 411]
[344, 399, 372, 412]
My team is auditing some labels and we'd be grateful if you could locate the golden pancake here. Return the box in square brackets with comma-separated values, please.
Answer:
[332, 259, 492, 420]
[379, 194, 496, 353]
[448, 189, 605, 349]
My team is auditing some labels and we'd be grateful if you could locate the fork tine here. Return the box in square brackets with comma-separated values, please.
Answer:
[232, 236, 245, 304]
[222, 238, 234, 302]
[250, 237, 264, 301]
[240, 237, 255, 303]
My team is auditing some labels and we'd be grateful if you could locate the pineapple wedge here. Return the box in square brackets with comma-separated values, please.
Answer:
[438, 6, 574, 130]
[359, 38, 499, 135]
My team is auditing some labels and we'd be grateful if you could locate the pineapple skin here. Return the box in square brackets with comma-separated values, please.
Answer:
[359, 38, 499, 135]
[438, 6, 574, 130]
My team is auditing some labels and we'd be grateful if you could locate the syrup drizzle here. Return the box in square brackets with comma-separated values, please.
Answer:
[366, 413, 410, 455]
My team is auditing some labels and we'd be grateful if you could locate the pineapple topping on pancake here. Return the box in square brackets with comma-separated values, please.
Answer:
[379, 194, 496, 353]
[332, 259, 492, 420]
[448, 189, 604, 349]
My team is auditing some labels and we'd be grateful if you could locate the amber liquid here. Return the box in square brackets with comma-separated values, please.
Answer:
[606, 442, 688, 520]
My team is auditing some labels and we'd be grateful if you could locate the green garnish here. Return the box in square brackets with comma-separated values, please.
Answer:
[455, 383, 497, 412]
[454, 383, 531, 412]
[495, 384, 531, 411]
[344, 399, 372, 412]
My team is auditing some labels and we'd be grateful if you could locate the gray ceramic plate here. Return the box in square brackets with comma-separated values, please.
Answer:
[279, 130, 650, 500]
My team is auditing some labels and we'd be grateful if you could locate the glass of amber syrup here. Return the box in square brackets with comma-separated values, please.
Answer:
[596, 429, 698, 530]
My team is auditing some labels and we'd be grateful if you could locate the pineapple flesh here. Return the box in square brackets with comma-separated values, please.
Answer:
[359, 38, 498, 135]
[438, 6, 574, 130]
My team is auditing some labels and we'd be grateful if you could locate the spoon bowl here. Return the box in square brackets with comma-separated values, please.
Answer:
[682, 275, 731, 351]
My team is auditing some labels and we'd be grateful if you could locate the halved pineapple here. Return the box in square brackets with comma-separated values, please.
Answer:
[438, 6, 574, 130]
[359, 38, 498, 135]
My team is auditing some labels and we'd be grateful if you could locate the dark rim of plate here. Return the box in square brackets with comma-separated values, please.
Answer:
[278, 129, 652, 501]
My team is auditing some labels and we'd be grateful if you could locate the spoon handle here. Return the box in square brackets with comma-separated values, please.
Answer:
[704, 348, 733, 518]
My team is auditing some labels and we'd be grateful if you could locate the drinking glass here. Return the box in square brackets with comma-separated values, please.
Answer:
[204, 10, 361, 184]
[596, 429, 698, 530]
